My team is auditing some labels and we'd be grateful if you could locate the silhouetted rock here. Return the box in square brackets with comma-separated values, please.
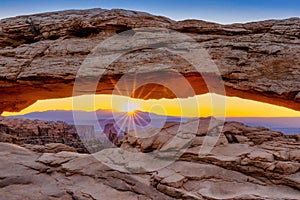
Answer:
[103, 123, 120, 144]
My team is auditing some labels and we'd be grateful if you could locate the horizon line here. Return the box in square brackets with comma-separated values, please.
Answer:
[0, 7, 299, 25]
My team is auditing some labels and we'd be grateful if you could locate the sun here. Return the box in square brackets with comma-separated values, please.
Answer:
[120, 102, 140, 115]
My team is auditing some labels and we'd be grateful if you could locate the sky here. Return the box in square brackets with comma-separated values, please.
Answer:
[0, 0, 299, 24]
[3, 94, 300, 117]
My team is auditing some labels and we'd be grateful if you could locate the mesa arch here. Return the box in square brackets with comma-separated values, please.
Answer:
[0, 8, 300, 114]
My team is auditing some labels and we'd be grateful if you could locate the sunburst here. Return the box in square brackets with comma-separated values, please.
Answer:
[120, 102, 140, 115]
[110, 74, 158, 139]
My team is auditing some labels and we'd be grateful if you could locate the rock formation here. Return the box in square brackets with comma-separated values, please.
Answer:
[0, 117, 93, 152]
[0, 8, 300, 113]
[0, 118, 299, 199]
[1, 8, 300, 199]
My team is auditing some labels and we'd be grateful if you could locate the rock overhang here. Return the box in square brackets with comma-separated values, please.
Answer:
[0, 8, 300, 113]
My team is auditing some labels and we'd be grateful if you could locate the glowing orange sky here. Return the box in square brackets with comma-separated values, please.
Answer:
[2, 93, 300, 117]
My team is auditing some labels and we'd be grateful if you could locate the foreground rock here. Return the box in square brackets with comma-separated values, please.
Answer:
[1, 9, 300, 113]
[22, 143, 77, 153]
[1, 118, 299, 199]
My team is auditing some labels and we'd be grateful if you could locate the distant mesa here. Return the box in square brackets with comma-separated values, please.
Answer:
[5, 110, 300, 134]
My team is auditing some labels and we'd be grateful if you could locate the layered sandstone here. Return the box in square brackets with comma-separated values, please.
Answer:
[0, 117, 93, 152]
[0, 118, 299, 199]
[0, 9, 300, 113]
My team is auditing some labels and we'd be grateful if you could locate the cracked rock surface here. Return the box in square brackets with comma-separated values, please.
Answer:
[0, 9, 300, 113]
[1, 118, 299, 199]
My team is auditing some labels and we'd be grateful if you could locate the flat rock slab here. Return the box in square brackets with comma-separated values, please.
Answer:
[1, 117, 300, 200]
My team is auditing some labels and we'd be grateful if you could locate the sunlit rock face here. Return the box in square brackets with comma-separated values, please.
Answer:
[0, 8, 300, 114]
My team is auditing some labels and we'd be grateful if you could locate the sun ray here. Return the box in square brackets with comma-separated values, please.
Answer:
[114, 114, 130, 139]
[120, 101, 140, 115]
[136, 84, 146, 99]
[130, 115, 138, 137]
[122, 77, 131, 97]
[143, 84, 158, 100]
[114, 113, 129, 129]
[109, 76, 122, 96]
[132, 73, 137, 98]
[134, 112, 150, 125]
